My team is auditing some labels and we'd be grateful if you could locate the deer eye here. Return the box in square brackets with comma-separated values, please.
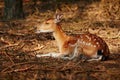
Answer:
[45, 22, 49, 24]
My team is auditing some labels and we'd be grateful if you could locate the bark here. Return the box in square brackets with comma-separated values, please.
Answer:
[4, 0, 24, 20]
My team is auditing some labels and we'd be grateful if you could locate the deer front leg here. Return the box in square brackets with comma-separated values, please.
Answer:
[60, 43, 79, 60]
[36, 52, 77, 60]
[36, 52, 62, 58]
[61, 46, 79, 60]
[36, 52, 70, 59]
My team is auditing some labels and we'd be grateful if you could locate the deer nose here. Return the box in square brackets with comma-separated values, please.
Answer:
[34, 26, 40, 33]
[35, 30, 41, 33]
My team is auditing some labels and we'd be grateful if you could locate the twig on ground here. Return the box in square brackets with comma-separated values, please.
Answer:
[1, 61, 50, 73]
[4, 51, 15, 64]
[1, 61, 35, 73]
[25, 45, 44, 53]
[0, 40, 22, 65]
[3, 65, 34, 74]
[73, 70, 106, 74]
[0, 37, 11, 45]
[0, 41, 22, 50]
[24, 45, 44, 56]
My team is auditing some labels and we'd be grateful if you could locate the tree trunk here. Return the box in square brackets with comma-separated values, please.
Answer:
[4, 0, 24, 20]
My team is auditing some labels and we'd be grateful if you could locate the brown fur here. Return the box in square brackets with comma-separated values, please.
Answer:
[36, 18, 110, 60]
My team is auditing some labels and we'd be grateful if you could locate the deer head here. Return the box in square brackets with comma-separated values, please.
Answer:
[35, 14, 63, 33]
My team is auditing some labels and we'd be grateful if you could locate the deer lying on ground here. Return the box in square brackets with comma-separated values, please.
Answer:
[35, 14, 110, 61]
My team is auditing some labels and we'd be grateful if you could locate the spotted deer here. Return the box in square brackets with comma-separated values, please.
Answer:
[35, 14, 110, 61]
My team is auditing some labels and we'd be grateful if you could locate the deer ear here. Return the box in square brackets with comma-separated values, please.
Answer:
[54, 13, 63, 23]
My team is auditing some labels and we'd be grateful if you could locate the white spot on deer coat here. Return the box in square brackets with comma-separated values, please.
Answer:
[96, 42, 99, 44]
[101, 49, 104, 53]
[83, 41, 85, 44]
[87, 43, 91, 46]
[93, 45, 96, 47]
[94, 39, 96, 41]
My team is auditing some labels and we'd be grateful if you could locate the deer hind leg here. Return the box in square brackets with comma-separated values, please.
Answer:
[86, 55, 103, 61]
[79, 54, 103, 61]
[86, 50, 104, 61]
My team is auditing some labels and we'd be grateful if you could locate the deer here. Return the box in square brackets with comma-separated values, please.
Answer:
[35, 14, 110, 61]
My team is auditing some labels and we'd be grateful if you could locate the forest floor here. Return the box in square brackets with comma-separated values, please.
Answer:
[0, 0, 120, 80]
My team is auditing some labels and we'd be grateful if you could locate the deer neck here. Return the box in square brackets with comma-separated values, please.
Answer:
[53, 26, 69, 50]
